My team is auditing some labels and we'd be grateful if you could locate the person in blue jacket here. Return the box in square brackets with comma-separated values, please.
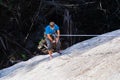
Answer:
[45, 22, 61, 59]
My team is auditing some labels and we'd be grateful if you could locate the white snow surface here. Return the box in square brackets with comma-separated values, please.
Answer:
[0, 30, 120, 80]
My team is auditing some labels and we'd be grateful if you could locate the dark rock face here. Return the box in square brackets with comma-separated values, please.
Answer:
[0, 0, 120, 69]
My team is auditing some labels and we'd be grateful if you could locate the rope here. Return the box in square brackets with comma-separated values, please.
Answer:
[60, 34, 120, 37]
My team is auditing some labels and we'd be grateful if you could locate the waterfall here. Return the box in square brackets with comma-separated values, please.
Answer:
[63, 9, 73, 46]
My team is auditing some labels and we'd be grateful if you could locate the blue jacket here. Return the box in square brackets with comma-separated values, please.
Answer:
[45, 24, 59, 35]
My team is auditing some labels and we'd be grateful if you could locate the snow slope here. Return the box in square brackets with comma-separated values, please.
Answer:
[0, 30, 120, 80]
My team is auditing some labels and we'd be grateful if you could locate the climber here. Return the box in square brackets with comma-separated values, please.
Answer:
[45, 22, 61, 59]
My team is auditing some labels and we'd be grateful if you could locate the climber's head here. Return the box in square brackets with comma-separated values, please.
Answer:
[50, 22, 55, 28]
